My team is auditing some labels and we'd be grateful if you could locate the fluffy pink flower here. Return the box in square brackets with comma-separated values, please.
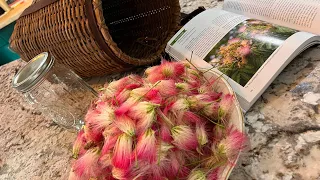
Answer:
[160, 61, 185, 79]
[125, 83, 142, 90]
[99, 153, 112, 169]
[146, 61, 185, 83]
[166, 152, 190, 179]
[176, 82, 197, 95]
[208, 92, 223, 101]
[183, 111, 202, 124]
[160, 123, 173, 142]
[228, 38, 240, 44]
[112, 134, 133, 170]
[114, 89, 131, 105]
[196, 123, 208, 146]
[238, 26, 247, 33]
[237, 45, 251, 56]
[88, 102, 114, 131]
[112, 167, 129, 180]
[84, 125, 103, 143]
[217, 127, 246, 161]
[171, 98, 190, 113]
[130, 88, 162, 104]
[207, 168, 221, 180]
[72, 129, 86, 159]
[115, 98, 137, 116]
[145, 66, 163, 83]
[171, 125, 198, 150]
[73, 148, 101, 179]
[101, 135, 119, 156]
[114, 115, 136, 137]
[188, 169, 206, 180]
[218, 94, 234, 120]
[128, 101, 158, 134]
[135, 129, 157, 163]
[146, 89, 162, 104]
[203, 102, 220, 118]
[156, 80, 178, 97]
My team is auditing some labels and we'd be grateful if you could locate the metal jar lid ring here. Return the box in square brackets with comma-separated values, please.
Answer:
[12, 52, 54, 93]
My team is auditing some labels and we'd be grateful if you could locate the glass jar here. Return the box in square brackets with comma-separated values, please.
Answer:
[12, 52, 98, 130]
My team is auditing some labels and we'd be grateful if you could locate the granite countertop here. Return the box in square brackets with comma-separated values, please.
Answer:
[1, 1, 320, 180]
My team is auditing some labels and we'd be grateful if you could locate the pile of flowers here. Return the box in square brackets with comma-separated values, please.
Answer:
[69, 60, 246, 180]
[218, 38, 251, 68]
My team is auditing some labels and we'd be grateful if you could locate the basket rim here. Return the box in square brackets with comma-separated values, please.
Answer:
[91, 0, 181, 65]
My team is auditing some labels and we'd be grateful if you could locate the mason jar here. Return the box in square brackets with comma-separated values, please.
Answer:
[12, 52, 98, 130]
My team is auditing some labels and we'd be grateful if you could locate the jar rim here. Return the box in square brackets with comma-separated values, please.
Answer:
[12, 52, 54, 93]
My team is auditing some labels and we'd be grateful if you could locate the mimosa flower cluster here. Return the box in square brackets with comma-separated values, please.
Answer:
[69, 60, 246, 180]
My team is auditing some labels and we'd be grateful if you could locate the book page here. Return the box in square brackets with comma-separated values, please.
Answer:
[166, 9, 318, 111]
[223, 0, 320, 35]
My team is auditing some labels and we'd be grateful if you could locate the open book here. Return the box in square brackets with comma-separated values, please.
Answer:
[166, 0, 320, 112]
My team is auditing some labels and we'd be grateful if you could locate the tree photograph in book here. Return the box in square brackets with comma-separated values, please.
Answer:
[204, 19, 297, 86]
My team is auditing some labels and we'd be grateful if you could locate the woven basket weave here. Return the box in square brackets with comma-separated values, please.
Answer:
[9, 0, 181, 77]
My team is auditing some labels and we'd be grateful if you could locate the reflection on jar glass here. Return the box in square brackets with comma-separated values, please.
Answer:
[13, 52, 98, 131]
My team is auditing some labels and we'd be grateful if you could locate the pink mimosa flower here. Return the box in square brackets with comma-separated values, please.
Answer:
[104, 77, 129, 98]
[89, 103, 114, 131]
[145, 65, 160, 77]
[125, 83, 142, 90]
[160, 123, 173, 142]
[212, 125, 225, 145]
[114, 115, 136, 137]
[218, 94, 234, 120]
[156, 80, 178, 97]
[207, 168, 221, 180]
[146, 65, 164, 83]
[112, 167, 129, 180]
[238, 26, 247, 33]
[156, 142, 174, 161]
[128, 101, 158, 134]
[145, 89, 162, 104]
[168, 156, 190, 179]
[183, 111, 201, 123]
[72, 129, 86, 159]
[228, 38, 240, 44]
[171, 98, 190, 112]
[130, 88, 162, 104]
[208, 92, 223, 101]
[188, 169, 206, 180]
[160, 61, 177, 78]
[130, 87, 149, 99]
[112, 134, 133, 170]
[176, 82, 195, 94]
[135, 129, 157, 163]
[101, 135, 119, 156]
[196, 123, 208, 146]
[99, 153, 112, 169]
[114, 89, 131, 105]
[84, 125, 103, 143]
[217, 127, 246, 161]
[73, 148, 101, 179]
[166, 151, 186, 177]
[171, 125, 198, 150]
[203, 101, 220, 118]
[237, 46, 251, 56]
[115, 98, 137, 116]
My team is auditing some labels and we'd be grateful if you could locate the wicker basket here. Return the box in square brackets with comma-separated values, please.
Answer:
[9, 0, 181, 77]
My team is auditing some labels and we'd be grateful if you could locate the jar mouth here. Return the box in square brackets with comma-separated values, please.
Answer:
[12, 52, 54, 92]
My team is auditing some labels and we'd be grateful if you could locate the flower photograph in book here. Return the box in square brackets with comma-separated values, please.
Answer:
[204, 19, 297, 86]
